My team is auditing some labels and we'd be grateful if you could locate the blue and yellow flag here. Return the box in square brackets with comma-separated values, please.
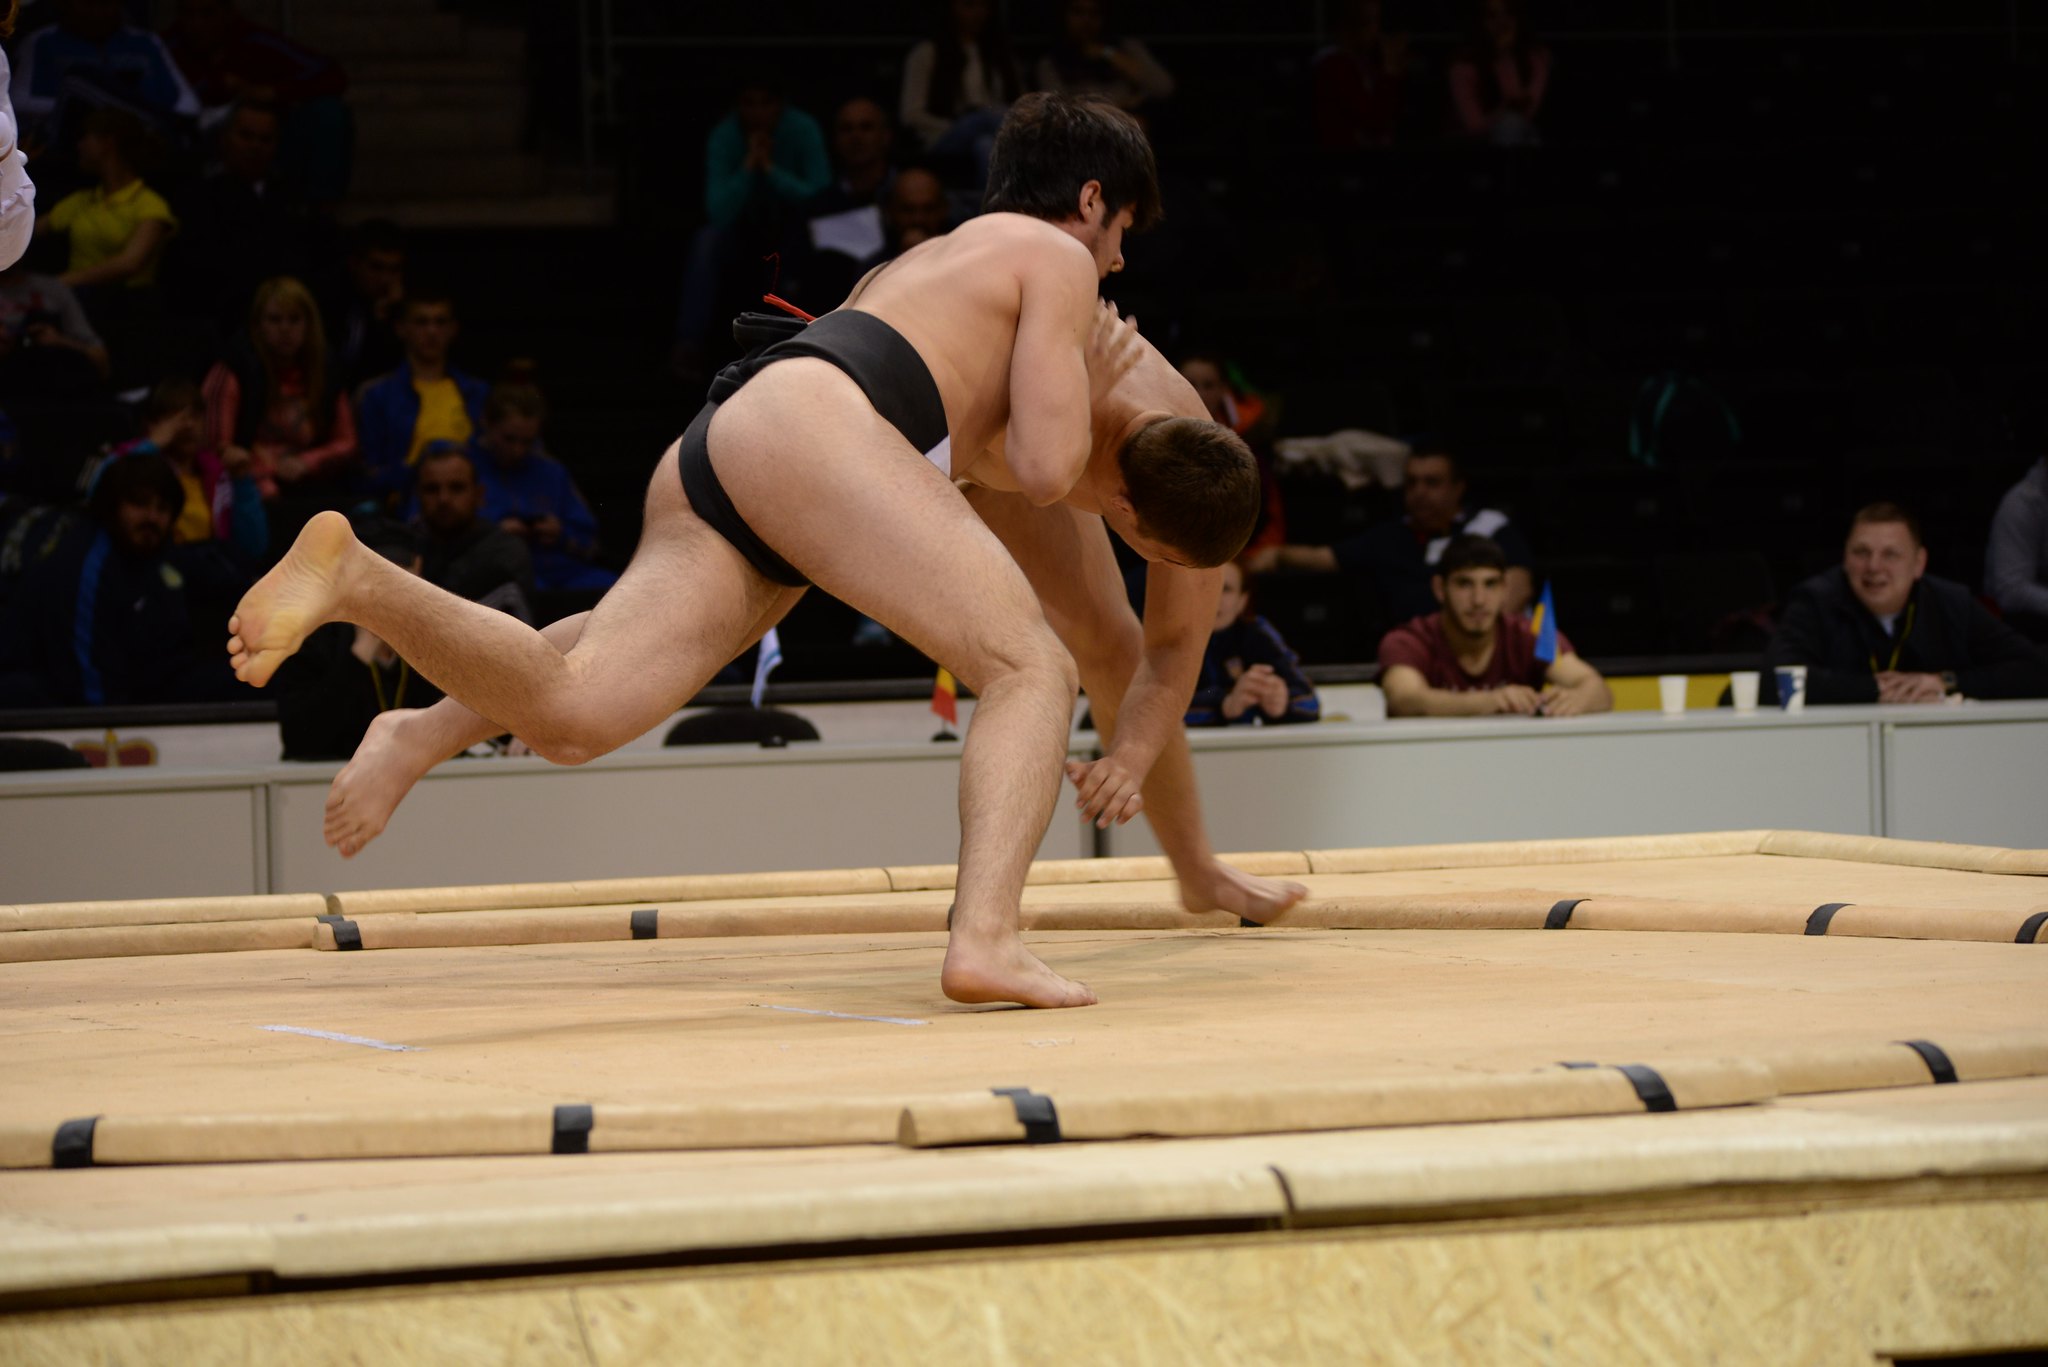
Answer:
[1532, 581, 1559, 664]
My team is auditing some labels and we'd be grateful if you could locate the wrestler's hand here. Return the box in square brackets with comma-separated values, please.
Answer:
[1086, 300, 1144, 407]
[1065, 756, 1145, 829]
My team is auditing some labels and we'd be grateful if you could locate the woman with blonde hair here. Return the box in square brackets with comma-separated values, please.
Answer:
[202, 275, 357, 546]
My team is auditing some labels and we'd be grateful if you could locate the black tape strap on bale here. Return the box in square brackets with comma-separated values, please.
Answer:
[1614, 1064, 1679, 1113]
[1898, 1039, 1959, 1085]
[1239, 917, 1259, 928]
[52, 1116, 99, 1169]
[2018, 911, 2048, 945]
[1804, 902, 1851, 936]
[1545, 899, 1585, 930]
[991, 1087, 1062, 1144]
[317, 913, 363, 951]
[629, 909, 658, 941]
[1558, 1061, 1599, 1070]
[552, 1104, 595, 1155]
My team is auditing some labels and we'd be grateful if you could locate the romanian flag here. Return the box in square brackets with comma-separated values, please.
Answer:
[1532, 582, 1559, 664]
[931, 667, 959, 729]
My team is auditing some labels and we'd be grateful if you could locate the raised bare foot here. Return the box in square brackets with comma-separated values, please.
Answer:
[325, 709, 442, 857]
[1180, 860, 1309, 925]
[941, 932, 1097, 1009]
[226, 511, 357, 688]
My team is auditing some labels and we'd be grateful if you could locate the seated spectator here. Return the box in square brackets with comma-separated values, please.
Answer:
[162, 0, 353, 206]
[671, 71, 829, 380]
[8, 0, 199, 148]
[1314, 0, 1410, 150]
[412, 441, 532, 620]
[0, 450, 237, 705]
[1766, 503, 2048, 705]
[1035, 0, 1174, 116]
[1186, 559, 1319, 726]
[103, 377, 265, 562]
[0, 256, 110, 386]
[319, 217, 404, 389]
[1986, 456, 2048, 643]
[1180, 353, 1284, 553]
[201, 275, 356, 547]
[791, 97, 897, 301]
[1449, 0, 1550, 146]
[356, 287, 486, 510]
[808, 96, 896, 219]
[1257, 445, 1534, 626]
[35, 108, 176, 308]
[800, 166, 952, 322]
[898, 0, 1022, 187]
[471, 377, 616, 596]
[1379, 535, 1611, 718]
[274, 520, 442, 761]
[167, 100, 318, 329]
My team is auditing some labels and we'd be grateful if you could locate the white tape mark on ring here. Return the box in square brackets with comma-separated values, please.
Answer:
[260, 1024, 423, 1052]
[757, 1004, 930, 1028]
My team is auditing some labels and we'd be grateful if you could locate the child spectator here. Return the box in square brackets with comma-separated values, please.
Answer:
[355, 286, 486, 511]
[899, 0, 1022, 186]
[0, 450, 237, 706]
[36, 108, 176, 306]
[471, 375, 616, 597]
[1448, 0, 1550, 145]
[1186, 560, 1319, 726]
[105, 377, 265, 561]
[201, 275, 356, 546]
[1035, 0, 1175, 116]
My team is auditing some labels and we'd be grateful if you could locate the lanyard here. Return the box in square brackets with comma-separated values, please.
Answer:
[1867, 599, 1916, 674]
[366, 658, 410, 712]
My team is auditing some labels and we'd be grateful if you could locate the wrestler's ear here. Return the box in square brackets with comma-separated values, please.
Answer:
[1076, 178, 1106, 226]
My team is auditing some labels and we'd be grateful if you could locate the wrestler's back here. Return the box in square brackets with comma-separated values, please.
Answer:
[840, 213, 1082, 465]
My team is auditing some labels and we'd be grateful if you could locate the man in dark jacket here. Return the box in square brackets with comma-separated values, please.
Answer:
[412, 442, 533, 621]
[1766, 502, 2048, 705]
[0, 453, 239, 706]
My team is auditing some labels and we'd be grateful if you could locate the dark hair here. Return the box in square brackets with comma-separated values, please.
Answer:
[484, 380, 547, 426]
[1119, 418, 1260, 567]
[416, 440, 477, 479]
[348, 218, 405, 258]
[1407, 445, 1465, 483]
[399, 285, 457, 319]
[983, 93, 1161, 231]
[1047, 0, 1118, 89]
[927, 0, 1022, 120]
[228, 98, 283, 128]
[1436, 534, 1507, 580]
[81, 107, 147, 168]
[140, 377, 202, 425]
[1850, 501, 1923, 547]
[89, 452, 184, 525]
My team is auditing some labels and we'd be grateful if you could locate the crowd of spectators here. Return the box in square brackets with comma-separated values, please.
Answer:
[4, 0, 2047, 757]
[0, 0, 613, 740]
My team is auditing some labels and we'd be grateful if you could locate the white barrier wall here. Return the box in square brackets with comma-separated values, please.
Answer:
[3, 701, 2044, 902]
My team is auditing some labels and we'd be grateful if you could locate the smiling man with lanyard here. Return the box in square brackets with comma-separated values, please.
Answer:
[1765, 502, 2048, 705]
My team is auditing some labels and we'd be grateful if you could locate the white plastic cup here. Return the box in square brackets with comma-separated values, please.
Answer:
[1658, 674, 1687, 715]
[1729, 670, 1760, 713]
[1775, 664, 1808, 713]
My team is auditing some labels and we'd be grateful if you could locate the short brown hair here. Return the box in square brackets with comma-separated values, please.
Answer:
[1850, 501, 1922, 547]
[1119, 418, 1260, 567]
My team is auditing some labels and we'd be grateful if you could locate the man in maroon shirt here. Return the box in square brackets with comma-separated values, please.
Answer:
[1378, 534, 1611, 717]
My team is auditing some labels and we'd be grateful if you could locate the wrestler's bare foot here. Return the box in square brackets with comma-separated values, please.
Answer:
[325, 709, 442, 858]
[226, 511, 358, 687]
[1180, 860, 1309, 925]
[942, 931, 1097, 1009]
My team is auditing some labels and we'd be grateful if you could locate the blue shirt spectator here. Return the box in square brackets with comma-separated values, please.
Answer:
[469, 379, 616, 595]
[1186, 562, 1320, 726]
[9, 5, 200, 130]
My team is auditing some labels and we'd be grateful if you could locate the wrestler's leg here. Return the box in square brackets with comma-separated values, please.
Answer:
[966, 487, 1307, 921]
[231, 442, 785, 769]
[713, 363, 1091, 1008]
[325, 587, 802, 857]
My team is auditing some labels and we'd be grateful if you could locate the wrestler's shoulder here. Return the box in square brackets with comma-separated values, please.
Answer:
[957, 213, 1094, 267]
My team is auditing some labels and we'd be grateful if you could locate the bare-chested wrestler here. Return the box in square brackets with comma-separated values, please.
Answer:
[225, 95, 1261, 1010]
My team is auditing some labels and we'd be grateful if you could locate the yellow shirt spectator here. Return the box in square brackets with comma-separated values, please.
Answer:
[407, 377, 476, 466]
[46, 179, 177, 286]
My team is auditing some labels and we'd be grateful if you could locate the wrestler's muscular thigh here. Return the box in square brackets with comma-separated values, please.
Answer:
[537, 440, 802, 763]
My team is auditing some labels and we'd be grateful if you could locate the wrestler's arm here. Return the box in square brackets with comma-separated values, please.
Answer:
[1110, 562, 1220, 775]
[1003, 238, 1098, 506]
